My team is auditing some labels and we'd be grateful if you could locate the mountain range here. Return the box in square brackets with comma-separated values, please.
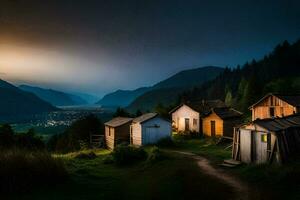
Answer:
[19, 85, 88, 106]
[97, 66, 224, 111]
[0, 80, 58, 121]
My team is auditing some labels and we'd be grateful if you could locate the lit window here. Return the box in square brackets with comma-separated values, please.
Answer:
[261, 134, 268, 143]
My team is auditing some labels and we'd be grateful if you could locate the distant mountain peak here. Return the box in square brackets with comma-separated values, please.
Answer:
[19, 84, 88, 106]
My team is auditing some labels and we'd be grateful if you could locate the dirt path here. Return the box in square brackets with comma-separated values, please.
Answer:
[169, 150, 250, 200]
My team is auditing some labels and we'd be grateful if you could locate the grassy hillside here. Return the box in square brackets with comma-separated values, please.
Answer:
[11, 149, 234, 200]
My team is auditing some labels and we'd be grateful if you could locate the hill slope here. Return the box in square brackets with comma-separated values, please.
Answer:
[152, 66, 224, 89]
[179, 39, 300, 115]
[0, 80, 58, 121]
[96, 87, 151, 107]
[126, 66, 224, 111]
[19, 85, 87, 106]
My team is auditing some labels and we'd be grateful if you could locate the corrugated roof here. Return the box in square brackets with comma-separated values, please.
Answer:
[249, 93, 300, 109]
[212, 107, 243, 119]
[254, 114, 300, 132]
[105, 117, 133, 127]
[170, 99, 226, 115]
[133, 113, 158, 123]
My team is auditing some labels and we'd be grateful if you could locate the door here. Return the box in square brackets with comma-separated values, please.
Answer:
[240, 130, 252, 163]
[185, 118, 190, 132]
[256, 132, 268, 163]
[211, 121, 216, 136]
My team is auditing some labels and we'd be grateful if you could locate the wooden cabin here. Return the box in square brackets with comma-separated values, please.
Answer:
[249, 93, 300, 121]
[130, 113, 171, 146]
[169, 100, 226, 134]
[104, 117, 133, 150]
[232, 114, 300, 164]
[202, 107, 243, 137]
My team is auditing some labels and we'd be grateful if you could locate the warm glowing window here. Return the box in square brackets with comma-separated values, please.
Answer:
[261, 134, 268, 143]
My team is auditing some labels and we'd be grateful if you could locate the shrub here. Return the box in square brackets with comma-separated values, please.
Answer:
[47, 115, 105, 153]
[112, 144, 147, 165]
[156, 137, 175, 148]
[102, 154, 114, 164]
[147, 146, 164, 163]
[0, 149, 68, 194]
[75, 151, 97, 160]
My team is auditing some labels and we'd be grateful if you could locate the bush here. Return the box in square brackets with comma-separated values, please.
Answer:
[102, 154, 114, 164]
[47, 115, 105, 153]
[156, 137, 175, 148]
[112, 144, 147, 165]
[147, 146, 165, 163]
[75, 151, 97, 160]
[0, 149, 68, 194]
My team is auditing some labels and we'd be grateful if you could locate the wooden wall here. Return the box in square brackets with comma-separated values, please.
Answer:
[105, 126, 115, 150]
[202, 112, 223, 137]
[252, 95, 296, 120]
[130, 123, 142, 146]
[105, 122, 131, 150]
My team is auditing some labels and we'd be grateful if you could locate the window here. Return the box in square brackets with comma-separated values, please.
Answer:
[269, 107, 275, 117]
[193, 119, 197, 126]
[261, 134, 268, 143]
[108, 127, 111, 136]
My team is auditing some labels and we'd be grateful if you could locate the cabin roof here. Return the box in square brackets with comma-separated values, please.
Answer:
[249, 93, 300, 109]
[105, 117, 133, 127]
[133, 113, 158, 124]
[209, 107, 243, 120]
[252, 114, 300, 132]
[169, 100, 226, 115]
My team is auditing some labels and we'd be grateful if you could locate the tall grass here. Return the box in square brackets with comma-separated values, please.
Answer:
[0, 149, 68, 194]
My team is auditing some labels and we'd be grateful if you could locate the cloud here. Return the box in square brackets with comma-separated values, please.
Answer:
[0, 72, 6, 76]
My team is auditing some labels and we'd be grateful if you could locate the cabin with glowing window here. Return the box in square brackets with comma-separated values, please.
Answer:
[169, 100, 226, 134]
[104, 117, 133, 150]
[249, 93, 300, 121]
[202, 107, 243, 137]
[232, 114, 300, 164]
[130, 113, 171, 146]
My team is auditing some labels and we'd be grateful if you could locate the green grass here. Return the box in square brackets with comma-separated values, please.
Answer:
[170, 134, 232, 164]
[12, 148, 235, 200]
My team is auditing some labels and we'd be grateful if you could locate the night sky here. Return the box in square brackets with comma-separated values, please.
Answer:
[0, 0, 300, 97]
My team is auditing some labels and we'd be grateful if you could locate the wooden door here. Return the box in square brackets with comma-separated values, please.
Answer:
[211, 121, 216, 136]
[185, 118, 190, 132]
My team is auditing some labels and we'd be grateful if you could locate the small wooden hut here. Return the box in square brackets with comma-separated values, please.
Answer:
[202, 107, 243, 137]
[104, 117, 133, 150]
[130, 113, 171, 146]
[232, 114, 300, 164]
[249, 93, 300, 121]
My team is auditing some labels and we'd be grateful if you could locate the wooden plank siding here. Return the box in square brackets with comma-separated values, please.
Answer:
[130, 123, 142, 146]
[251, 95, 297, 121]
[202, 112, 223, 137]
[105, 122, 131, 150]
